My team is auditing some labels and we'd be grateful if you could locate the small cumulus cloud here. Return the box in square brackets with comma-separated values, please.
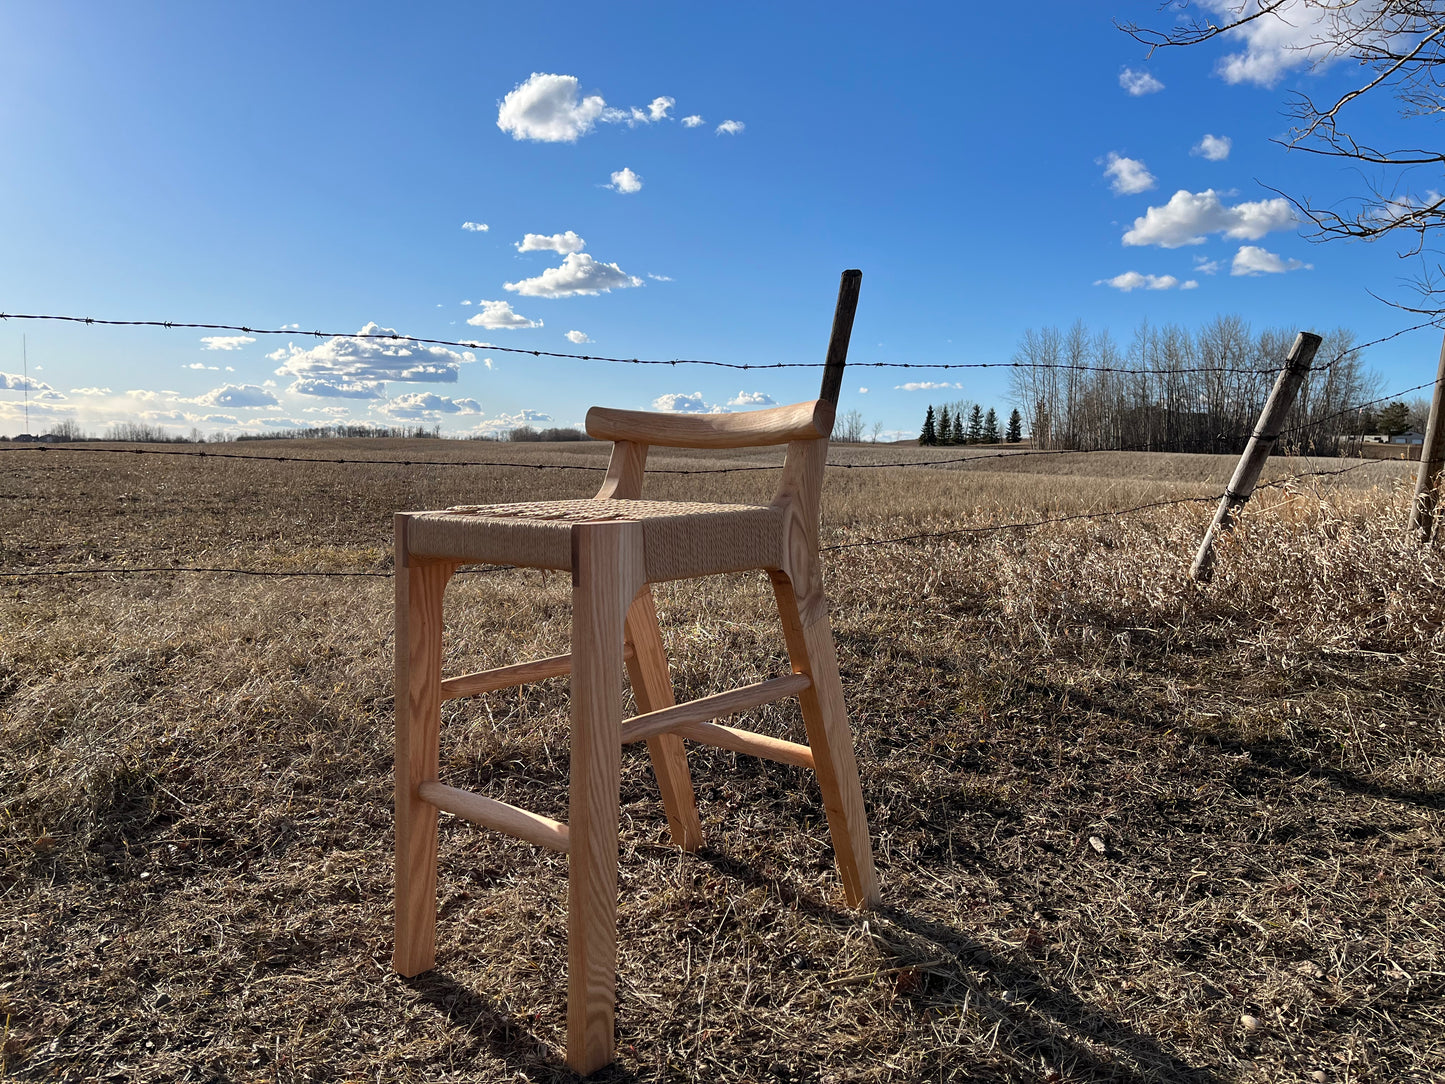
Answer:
[647, 96, 674, 121]
[184, 362, 220, 370]
[0, 372, 54, 392]
[466, 299, 543, 330]
[895, 381, 964, 391]
[1120, 68, 1164, 96]
[1192, 134, 1232, 161]
[201, 335, 256, 351]
[1094, 271, 1198, 292]
[681, 115, 704, 128]
[727, 391, 776, 407]
[461, 221, 490, 232]
[516, 230, 586, 254]
[381, 393, 483, 419]
[497, 73, 608, 142]
[69, 386, 112, 395]
[608, 167, 643, 194]
[1231, 245, 1312, 276]
[652, 391, 721, 413]
[647, 273, 673, 282]
[565, 330, 592, 344]
[1194, 256, 1223, 275]
[472, 409, 553, 434]
[504, 252, 643, 298]
[193, 383, 281, 408]
[271, 322, 473, 398]
[858, 386, 869, 394]
[1123, 189, 1295, 248]
[715, 119, 745, 135]
[1103, 152, 1156, 195]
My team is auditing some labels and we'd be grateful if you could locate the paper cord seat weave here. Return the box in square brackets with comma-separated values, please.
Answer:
[391, 270, 880, 1076]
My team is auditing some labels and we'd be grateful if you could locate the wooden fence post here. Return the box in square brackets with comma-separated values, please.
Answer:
[1190, 331, 1323, 583]
[1408, 333, 1445, 543]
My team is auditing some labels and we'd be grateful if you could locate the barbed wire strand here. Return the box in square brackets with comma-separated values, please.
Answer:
[3, 311, 1431, 375]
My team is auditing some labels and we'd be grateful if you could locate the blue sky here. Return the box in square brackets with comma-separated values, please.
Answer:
[1, 2, 1440, 439]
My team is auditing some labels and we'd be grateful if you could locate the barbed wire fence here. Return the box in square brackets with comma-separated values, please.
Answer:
[1, 310, 1438, 582]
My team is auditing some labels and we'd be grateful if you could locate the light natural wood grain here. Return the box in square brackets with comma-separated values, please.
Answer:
[771, 570, 881, 909]
[392, 515, 456, 977]
[1410, 332, 1445, 542]
[566, 521, 643, 1076]
[673, 719, 816, 770]
[439, 646, 635, 701]
[586, 399, 834, 449]
[419, 781, 570, 852]
[594, 439, 648, 501]
[619, 674, 813, 744]
[624, 587, 703, 851]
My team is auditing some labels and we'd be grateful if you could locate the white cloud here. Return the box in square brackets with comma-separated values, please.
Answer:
[565, 330, 592, 344]
[727, 390, 776, 407]
[609, 167, 643, 194]
[381, 393, 483, 419]
[647, 273, 673, 282]
[200, 335, 256, 351]
[682, 114, 704, 128]
[715, 119, 745, 135]
[0, 372, 54, 392]
[193, 383, 280, 408]
[472, 408, 553, 434]
[69, 386, 112, 395]
[1192, 134, 1232, 161]
[1231, 245, 1313, 276]
[648, 96, 674, 121]
[1119, 67, 1164, 96]
[497, 73, 608, 143]
[504, 252, 644, 298]
[184, 362, 220, 370]
[1194, 256, 1223, 275]
[858, 386, 869, 394]
[1123, 189, 1296, 248]
[516, 230, 586, 254]
[1203, 0, 1355, 88]
[461, 221, 489, 232]
[1094, 271, 1201, 291]
[1103, 152, 1156, 195]
[652, 391, 721, 413]
[271, 322, 473, 398]
[894, 381, 964, 391]
[466, 299, 543, 330]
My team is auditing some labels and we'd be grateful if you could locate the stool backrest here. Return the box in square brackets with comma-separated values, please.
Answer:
[586, 270, 861, 511]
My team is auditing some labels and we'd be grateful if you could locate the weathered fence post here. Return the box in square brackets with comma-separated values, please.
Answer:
[1190, 331, 1323, 583]
[1407, 333, 1445, 543]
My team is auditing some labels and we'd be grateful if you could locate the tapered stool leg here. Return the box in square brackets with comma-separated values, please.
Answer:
[770, 571, 880, 909]
[394, 515, 457, 976]
[567, 522, 644, 1075]
[624, 587, 704, 851]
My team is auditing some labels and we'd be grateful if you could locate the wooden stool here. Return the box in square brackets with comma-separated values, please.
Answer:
[392, 270, 880, 1075]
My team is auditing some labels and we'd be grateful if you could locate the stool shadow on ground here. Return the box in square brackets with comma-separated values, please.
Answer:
[694, 848, 1223, 1084]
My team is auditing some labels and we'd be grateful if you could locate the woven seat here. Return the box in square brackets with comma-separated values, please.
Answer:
[392, 271, 879, 1075]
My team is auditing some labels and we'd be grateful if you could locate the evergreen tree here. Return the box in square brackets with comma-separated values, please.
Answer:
[937, 405, 952, 445]
[919, 405, 937, 445]
[1006, 408, 1023, 443]
[951, 414, 964, 444]
[1378, 401, 1411, 434]
[983, 407, 1000, 443]
[967, 404, 984, 443]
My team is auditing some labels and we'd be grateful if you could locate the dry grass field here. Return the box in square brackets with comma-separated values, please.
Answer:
[2, 439, 1442, 1083]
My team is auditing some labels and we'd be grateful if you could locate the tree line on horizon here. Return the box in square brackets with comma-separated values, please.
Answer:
[1007, 317, 1379, 455]
[918, 402, 1022, 446]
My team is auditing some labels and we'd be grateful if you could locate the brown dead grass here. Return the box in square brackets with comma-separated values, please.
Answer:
[0, 440, 1441, 1083]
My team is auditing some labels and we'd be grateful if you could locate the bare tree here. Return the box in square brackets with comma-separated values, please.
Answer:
[834, 409, 866, 443]
[1120, 2, 1445, 316]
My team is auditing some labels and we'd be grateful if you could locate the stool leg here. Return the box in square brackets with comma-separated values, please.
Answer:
[567, 522, 643, 1075]
[393, 535, 456, 976]
[770, 572, 881, 909]
[624, 587, 704, 851]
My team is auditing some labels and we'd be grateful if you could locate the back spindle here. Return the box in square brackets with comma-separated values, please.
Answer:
[818, 269, 862, 409]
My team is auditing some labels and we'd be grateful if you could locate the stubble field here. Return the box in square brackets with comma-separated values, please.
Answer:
[1, 439, 1442, 1083]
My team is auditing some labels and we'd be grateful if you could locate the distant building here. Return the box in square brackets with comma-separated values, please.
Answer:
[1361, 433, 1391, 443]
[1391, 430, 1426, 445]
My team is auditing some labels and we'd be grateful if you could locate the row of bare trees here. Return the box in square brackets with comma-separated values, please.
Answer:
[1008, 318, 1379, 455]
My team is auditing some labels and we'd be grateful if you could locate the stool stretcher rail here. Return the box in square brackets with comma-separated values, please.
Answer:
[440, 646, 636, 700]
[418, 781, 571, 852]
[618, 673, 813, 743]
